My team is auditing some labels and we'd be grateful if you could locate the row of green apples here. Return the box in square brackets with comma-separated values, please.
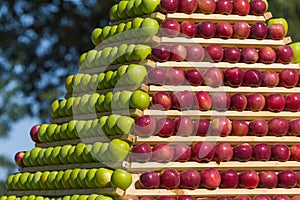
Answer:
[50, 89, 150, 118]
[91, 17, 159, 46]
[0, 194, 113, 200]
[17, 139, 131, 167]
[32, 115, 135, 143]
[65, 64, 147, 94]
[79, 44, 151, 69]
[6, 167, 132, 191]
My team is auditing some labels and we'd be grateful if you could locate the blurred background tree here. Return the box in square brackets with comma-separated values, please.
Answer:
[0, 0, 299, 194]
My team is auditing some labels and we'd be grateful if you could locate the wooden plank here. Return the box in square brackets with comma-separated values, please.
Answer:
[112, 12, 166, 25]
[143, 110, 300, 120]
[134, 135, 300, 145]
[149, 85, 300, 95]
[128, 161, 300, 173]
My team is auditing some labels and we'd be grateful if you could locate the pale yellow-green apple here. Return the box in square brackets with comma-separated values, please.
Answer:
[28, 147, 42, 166]
[69, 168, 81, 189]
[11, 173, 22, 190]
[65, 97, 74, 117]
[95, 94, 106, 113]
[101, 47, 113, 66]
[87, 93, 100, 114]
[74, 143, 86, 163]
[72, 96, 82, 115]
[94, 168, 113, 188]
[18, 172, 31, 190]
[86, 194, 99, 200]
[96, 195, 113, 200]
[59, 144, 72, 164]
[141, 0, 160, 14]
[66, 146, 76, 164]
[77, 169, 88, 188]
[75, 120, 86, 138]
[91, 28, 102, 46]
[118, 90, 133, 109]
[80, 74, 91, 92]
[124, 44, 136, 62]
[107, 139, 131, 161]
[62, 169, 73, 189]
[109, 46, 120, 65]
[65, 75, 74, 93]
[85, 168, 98, 188]
[109, 4, 119, 21]
[130, 89, 150, 110]
[50, 146, 62, 165]
[82, 144, 93, 163]
[78, 53, 87, 67]
[99, 116, 109, 135]
[116, 23, 126, 42]
[125, 64, 147, 85]
[117, 44, 128, 63]
[58, 99, 67, 117]
[99, 142, 110, 163]
[116, 116, 135, 135]
[37, 124, 49, 143]
[46, 171, 58, 190]
[103, 71, 114, 89]
[111, 91, 122, 110]
[37, 148, 46, 166]
[26, 173, 35, 190]
[32, 171, 43, 190]
[289, 42, 300, 63]
[39, 171, 50, 189]
[70, 195, 81, 200]
[124, 21, 133, 40]
[140, 18, 159, 36]
[111, 169, 132, 190]
[6, 175, 14, 190]
[132, 44, 152, 61]
[91, 142, 103, 161]
[42, 147, 53, 165]
[78, 94, 90, 114]
[132, 17, 144, 37]
[104, 92, 113, 111]
[45, 124, 58, 142]
[93, 50, 103, 67]
[267, 18, 288, 36]
[89, 74, 99, 91]
[116, 64, 129, 86]
[66, 120, 77, 139]
[97, 73, 105, 90]
[117, 1, 129, 19]
[50, 99, 60, 118]
[53, 124, 62, 141]
[72, 73, 84, 93]
[89, 119, 100, 137]
[81, 120, 93, 138]
[105, 114, 121, 136]
[83, 50, 98, 69]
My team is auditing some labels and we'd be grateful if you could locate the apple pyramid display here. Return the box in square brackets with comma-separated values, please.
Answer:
[3, 0, 300, 200]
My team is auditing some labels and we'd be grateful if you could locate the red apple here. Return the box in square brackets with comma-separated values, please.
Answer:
[275, 46, 294, 64]
[151, 92, 172, 110]
[216, 22, 233, 39]
[252, 143, 271, 161]
[139, 171, 160, 189]
[194, 119, 210, 136]
[205, 45, 224, 62]
[247, 93, 265, 111]
[185, 69, 204, 86]
[265, 94, 285, 112]
[273, 195, 291, 200]
[278, 170, 297, 188]
[250, 0, 267, 16]
[195, 91, 212, 111]
[233, 143, 253, 161]
[233, 0, 250, 15]
[279, 69, 299, 88]
[214, 142, 233, 162]
[180, 169, 201, 189]
[224, 67, 244, 87]
[152, 45, 170, 62]
[297, 171, 300, 187]
[117, 195, 139, 200]
[197, 0, 216, 13]
[160, 169, 180, 189]
[233, 22, 250, 39]
[220, 169, 239, 188]
[175, 116, 194, 136]
[223, 47, 241, 63]
[172, 90, 195, 111]
[14, 151, 25, 167]
[231, 93, 247, 111]
[234, 196, 251, 200]
[259, 171, 278, 188]
[156, 118, 175, 137]
[131, 143, 152, 162]
[181, 21, 197, 38]
[272, 144, 290, 162]
[268, 118, 289, 136]
[174, 144, 191, 162]
[249, 119, 268, 136]
[160, 0, 179, 13]
[209, 117, 232, 136]
[140, 197, 156, 200]
[216, 0, 233, 14]
[178, 196, 195, 200]
[253, 195, 272, 200]
[148, 68, 166, 85]
[203, 67, 224, 87]
[186, 46, 205, 62]
[291, 144, 300, 161]
[30, 124, 40, 143]
[216, 197, 231, 200]
[241, 46, 259, 63]
[243, 69, 263, 86]
[160, 19, 180, 37]
[197, 21, 216, 39]
[178, 0, 198, 14]
[268, 24, 285, 40]
[134, 115, 157, 137]
[211, 93, 231, 111]
[239, 170, 259, 188]
[152, 144, 174, 162]
[231, 120, 249, 136]
[169, 44, 187, 61]
[258, 47, 277, 64]
[289, 119, 300, 136]
[250, 22, 267, 39]
[157, 197, 176, 200]
[191, 142, 215, 162]
[166, 67, 185, 85]
[200, 168, 221, 189]
[262, 71, 279, 87]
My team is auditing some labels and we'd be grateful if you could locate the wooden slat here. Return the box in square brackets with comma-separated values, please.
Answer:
[112, 12, 166, 25]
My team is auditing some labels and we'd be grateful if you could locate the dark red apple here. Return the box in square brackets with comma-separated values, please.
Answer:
[195, 91, 212, 111]
[160, 19, 180, 37]
[205, 45, 224, 62]
[156, 118, 175, 137]
[220, 169, 239, 188]
[273, 195, 291, 200]
[191, 142, 215, 162]
[297, 171, 300, 187]
[223, 47, 241, 63]
[152, 143, 174, 162]
[197, 0, 216, 13]
[243, 69, 263, 86]
[201, 168, 221, 189]
[250, 22, 267, 39]
[134, 115, 157, 137]
[233, 0, 250, 15]
[197, 21, 216, 39]
[160, 0, 179, 13]
[253, 195, 272, 200]
[157, 197, 176, 200]
[172, 90, 195, 110]
[262, 71, 279, 87]
[169, 44, 187, 61]
[180, 169, 201, 189]
[275, 46, 294, 64]
[174, 144, 191, 162]
[231, 120, 249, 136]
[203, 67, 224, 87]
[268, 24, 285, 40]
[231, 93, 247, 111]
[272, 144, 290, 162]
[239, 170, 259, 188]
[194, 119, 210, 136]
[268, 118, 289, 136]
[216, 197, 231, 200]
[249, 119, 269, 136]
[234, 196, 251, 200]
[214, 142, 233, 162]
[117, 195, 139, 200]
[131, 143, 152, 162]
[265, 94, 285, 112]
[211, 93, 231, 111]
[233, 143, 253, 161]
[181, 21, 197, 38]
[185, 69, 204, 86]
[224, 67, 244, 87]
[160, 169, 180, 189]
[279, 69, 299, 88]
[14, 151, 25, 167]
[140, 197, 156, 200]
[291, 144, 300, 161]
[30, 124, 40, 143]
[166, 67, 185, 85]
[241, 46, 259, 63]
[250, 0, 267, 16]
[259, 171, 278, 188]
[233, 22, 250, 39]
[216, 22, 233, 39]
[178, 0, 198, 14]
[209, 117, 232, 137]
[178, 196, 195, 200]
[247, 93, 265, 111]
[148, 68, 167, 85]
[289, 119, 300, 136]
[258, 47, 277, 64]
[252, 143, 271, 161]
[139, 171, 160, 189]
[152, 45, 170, 62]
[151, 92, 172, 110]
[186, 46, 205, 62]
[216, 0, 233, 14]
[175, 116, 194, 136]
[277, 170, 297, 188]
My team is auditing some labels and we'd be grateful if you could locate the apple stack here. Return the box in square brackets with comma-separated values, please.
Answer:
[2, 0, 300, 200]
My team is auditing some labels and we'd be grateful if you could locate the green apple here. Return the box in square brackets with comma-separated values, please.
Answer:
[67, 120, 77, 139]
[117, 44, 128, 64]
[50, 99, 60, 118]
[87, 194, 99, 200]
[11, 173, 22, 190]
[81, 120, 93, 138]
[53, 124, 62, 141]
[37, 148, 46, 166]
[77, 195, 89, 200]
[26, 173, 35, 190]
[39, 171, 50, 189]
[62, 169, 73, 189]
[94, 50, 103, 67]
[108, 25, 118, 40]
[18, 172, 30, 190]
[109, 4, 119, 21]
[65, 97, 75, 117]
[83, 144, 93, 163]
[110, 70, 119, 87]
[99, 142, 110, 163]
[85, 168, 98, 188]
[58, 99, 67, 117]
[90, 74, 99, 91]
[97, 73, 106, 90]
[78, 53, 87, 67]
[37, 124, 49, 143]
[104, 71, 114, 89]
[87, 93, 100, 114]
[99, 116, 109, 135]
[65, 75, 74, 93]
[66, 146, 76, 164]
[75, 120, 86, 138]
[73, 73, 85, 93]
[74, 143, 86, 163]
[125, 0, 136, 18]
[80, 74, 92, 92]
[94, 168, 113, 188]
[101, 47, 113, 66]
[83, 50, 98, 69]
[132, 17, 144, 37]
[78, 94, 91, 114]
[289, 42, 300, 63]
[91, 28, 102, 46]
[133, 0, 144, 16]
[141, 0, 160, 14]
[77, 169, 88, 188]
[91, 142, 103, 161]
[117, 1, 129, 20]
[7, 196, 17, 200]
[6, 174, 14, 190]
[50, 146, 62, 165]
[59, 144, 72, 164]
[63, 196, 71, 200]
[61, 122, 71, 140]
[116, 116, 134, 135]
[110, 169, 132, 190]
[267, 18, 288, 36]
[140, 18, 159, 36]
[45, 123, 58, 142]
[0, 196, 7, 200]
[22, 151, 31, 167]
[73, 96, 83, 115]
[116, 23, 126, 42]
[104, 114, 121, 136]
[104, 92, 113, 111]
[125, 64, 147, 85]
[101, 26, 112, 42]
[124, 21, 134, 40]
[20, 197, 28, 200]
[28, 147, 42, 166]
[118, 90, 133, 109]
[69, 168, 81, 189]
[109, 46, 120, 65]
[96, 94, 106, 112]
[130, 89, 150, 110]
[95, 196, 113, 200]
[132, 44, 152, 61]
[43, 147, 54, 165]
[124, 44, 136, 62]
[90, 118, 101, 137]
[70, 195, 80, 200]
[46, 171, 58, 190]
[107, 139, 131, 161]
[111, 91, 122, 111]
[116, 65, 129, 87]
